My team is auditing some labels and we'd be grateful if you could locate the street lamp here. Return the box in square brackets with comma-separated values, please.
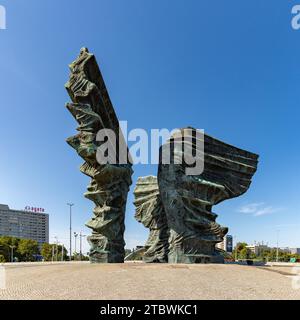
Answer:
[0, 244, 15, 263]
[79, 231, 86, 261]
[51, 244, 55, 262]
[233, 236, 238, 261]
[9, 245, 16, 263]
[276, 230, 280, 263]
[74, 232, 78, 260]
[61, 244, 64, 262]
[67, 203, 74, 261]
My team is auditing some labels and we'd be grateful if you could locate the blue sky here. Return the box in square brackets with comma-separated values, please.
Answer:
[0, 0, 300, 253]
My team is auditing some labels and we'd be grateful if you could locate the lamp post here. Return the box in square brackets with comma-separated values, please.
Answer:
[9, 245, 16, 263]
[233, 236, 238, 261]
[276, 230, 280, 263]
[54, 236, 59, 261]
[61, 245, 64, 262]
[79, 231, 86, 261]
[0, 244, 15, 263]
[74, 232, 78, 260]
[51, 244, 55, 262]
[67, 203, 74, 261]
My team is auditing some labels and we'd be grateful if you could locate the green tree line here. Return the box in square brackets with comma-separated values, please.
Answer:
[232, 242, 300, 262]
[0, 236, 68, 263]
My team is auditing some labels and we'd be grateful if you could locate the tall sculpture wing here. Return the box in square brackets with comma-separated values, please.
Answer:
[157, 128, 259, 263]
[65, 48, 133, 263]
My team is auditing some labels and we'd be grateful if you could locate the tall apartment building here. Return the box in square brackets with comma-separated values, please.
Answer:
[0, 204, 49, 244]
[216, 235, 233, 253]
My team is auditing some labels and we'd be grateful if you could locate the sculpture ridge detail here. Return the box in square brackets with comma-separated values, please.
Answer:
[134, 176, 169, 263]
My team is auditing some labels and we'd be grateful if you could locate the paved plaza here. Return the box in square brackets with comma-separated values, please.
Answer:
[0, 262, 300, 300]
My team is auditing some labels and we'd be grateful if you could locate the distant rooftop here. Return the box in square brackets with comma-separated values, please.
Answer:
[0, 204, 47, 214]
[0, 204, 9, 210]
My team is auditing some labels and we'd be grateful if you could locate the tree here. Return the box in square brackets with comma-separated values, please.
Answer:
[0, 236, 20, 262]
[239, 247, 249, 259]
[57, 245, 68, 261]
[41, 243, 53, 261]
[17, 239, 39, 261]
[232, 242, 249, 260]
[41, 243, 68, 261]
[237, 242, 248, 251]
[80, 254, 90, 261]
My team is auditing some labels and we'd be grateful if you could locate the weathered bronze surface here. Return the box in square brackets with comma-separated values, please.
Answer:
[65, 48, 133, 263]
[134, 176, 169, 263]
[135, 128, 258, 263]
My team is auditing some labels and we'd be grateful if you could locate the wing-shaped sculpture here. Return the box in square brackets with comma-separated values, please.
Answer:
[135, 128, 258, 263]
[65, 48, 133, 263]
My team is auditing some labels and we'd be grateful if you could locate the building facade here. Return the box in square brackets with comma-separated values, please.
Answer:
[0, 204, 49, 244]
[290, 248, 300, 255]
[246, 244, 270, 256]
[216, 235, 233, 252]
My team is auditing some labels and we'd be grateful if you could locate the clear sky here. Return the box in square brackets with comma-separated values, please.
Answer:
[0, 0, 300, 254]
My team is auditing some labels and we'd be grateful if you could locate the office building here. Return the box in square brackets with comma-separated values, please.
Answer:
[216, 235, 233, 252]
[0, 204, 49, 244]
[246, 244, 270, 256]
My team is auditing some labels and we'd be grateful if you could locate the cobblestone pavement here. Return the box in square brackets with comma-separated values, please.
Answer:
[0, 262, 300, 300]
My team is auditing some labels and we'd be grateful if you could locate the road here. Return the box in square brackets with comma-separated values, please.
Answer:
[0, 261, 300, 300]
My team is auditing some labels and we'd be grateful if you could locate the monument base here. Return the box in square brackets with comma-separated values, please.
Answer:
[143, 256, 168, 263]
[168, 240, 225, 264]
[88, 234, 125, 263]
[168, 252, 225, 264]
